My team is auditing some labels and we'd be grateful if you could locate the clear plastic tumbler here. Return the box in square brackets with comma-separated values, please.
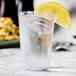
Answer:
[18, 11, 55, 71]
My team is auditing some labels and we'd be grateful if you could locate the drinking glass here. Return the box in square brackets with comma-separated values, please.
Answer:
[18, 11, 55, 71]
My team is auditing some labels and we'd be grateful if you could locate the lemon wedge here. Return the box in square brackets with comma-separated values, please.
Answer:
[34, 2, 71, 30]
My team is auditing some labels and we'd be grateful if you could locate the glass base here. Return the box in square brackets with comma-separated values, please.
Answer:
[22, 67, 50, 71]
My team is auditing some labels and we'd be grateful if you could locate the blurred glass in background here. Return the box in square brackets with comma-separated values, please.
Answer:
[0, 0, 34, 25]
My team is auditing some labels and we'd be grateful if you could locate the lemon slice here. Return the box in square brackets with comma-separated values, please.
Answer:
[34, 2, 71, 30]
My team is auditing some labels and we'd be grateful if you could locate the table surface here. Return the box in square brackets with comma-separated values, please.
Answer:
[0, 48, 76, 76]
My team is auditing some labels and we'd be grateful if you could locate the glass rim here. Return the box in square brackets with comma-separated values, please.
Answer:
[18, 11, 55, 20]
[18, 11, 32, 15]
[18, 11, 55, 15]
